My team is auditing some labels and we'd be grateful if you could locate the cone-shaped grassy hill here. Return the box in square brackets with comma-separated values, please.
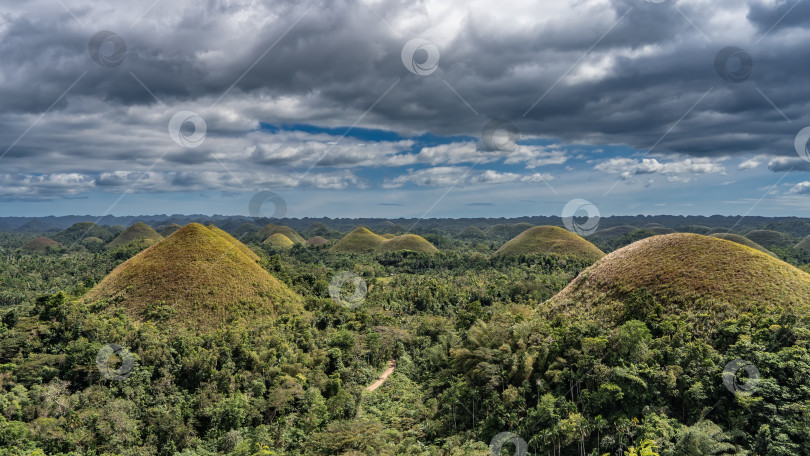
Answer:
[745, 229, 795, 249]
[459, 226, 487, 240]
[157, 223, 182, 237]
[21, 237, 61, 253]
[378, 234, 439, 254]
[710, 233, 776, 257]
[107, 222, 163, 248]
[84, 223, 301, 330]
[495, 226, 605, 262]
[549, 233, 810, 321]
[258, 224, 305, 244]
[330, 227, 387, 253]
[53, 222, 112, 244]
[264, 233, 294, 249]
[381, 233, 397, 239]
[590, 225, 638, 239]
[306, 236, 329, 247]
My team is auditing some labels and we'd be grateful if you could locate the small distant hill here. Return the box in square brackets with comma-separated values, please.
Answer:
[549, 233, 810, 322]
[330, 227, 387, 253]
[459, 226, 487, 240]
[157, 223, 182, 237]
[305, 222, 337, 238]
[375, 221, 406, 235]
[81, 237, 106, 251]
[795, 235, 810, 252]
[381, 233, 396, 239]
[258, 224, 305, 244]
[264, 233, 294, 249]
[107, 222, 164, 249]
[233, 222, 260, 238]
[53, 222, 112, 244]
[21, 237, 61, 253]
[495, 226, 605, 262]
[675, 225, 712, 234]
[745, 229, 796, 249]
[710, 233, 776, 257]
[486, 223, 534, 240]
[590, 225, 638, 239]
[14, 219, 54, 233]
[707, 227, 732, 234]
[378, 234, 439, 254]
[84, 223, 302, 330]
[306, 236, 329, 247]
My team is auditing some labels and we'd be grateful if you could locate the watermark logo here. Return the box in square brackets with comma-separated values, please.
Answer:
[794, 127, 810, 162]
[249, 191, 287, 220]
[482, 119, 519, 154]
[96, 343, 135, 381]
[722, 359, 760, 395]
[88, 31, 127, 68]
[168, 111, 207, 148]
[562, 199, 601, 236]
[489, 432, 528, 456]
[714, 46, 753, 83]
[329, 271, 367, 309]
[401, 38, 440, 76]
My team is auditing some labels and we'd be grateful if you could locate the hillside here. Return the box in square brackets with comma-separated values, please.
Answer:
[550, 233, 810, 322]
[745, 229, 796, 249]
[107, 222, 164, 248]
[378, 234, 439, 253]
[495, 226, 605, 261]
[21, 237, 61, 253]
[458, 226, 487, 239]
[264, 233, 295, 249]
[84, 223, 301, 330]
[710, 232, 776, 256]
[330, 227, 387, 253]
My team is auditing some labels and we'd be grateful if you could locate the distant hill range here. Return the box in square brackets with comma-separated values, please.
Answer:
[6, 214, 810, 239]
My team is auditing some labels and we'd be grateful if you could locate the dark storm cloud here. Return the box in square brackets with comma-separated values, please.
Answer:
[1, 0, 808, 199]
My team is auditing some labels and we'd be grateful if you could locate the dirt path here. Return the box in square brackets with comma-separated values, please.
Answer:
[365, 359, 396, 392]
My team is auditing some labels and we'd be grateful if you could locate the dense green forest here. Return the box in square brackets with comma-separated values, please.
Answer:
[2, 218, 810, 455]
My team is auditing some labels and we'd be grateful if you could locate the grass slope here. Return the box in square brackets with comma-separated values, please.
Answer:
[107, 222, 164, 248]
[84, 223, 301, 330]
[330, 227, 387, 253]
[378, 234, 439, 253]
[495, 226, 605, 261]
[795, 235, 810, 252]
[710, 233, 776, 257]
[550, 233, 810, 320]
[590, 225, 638, 239]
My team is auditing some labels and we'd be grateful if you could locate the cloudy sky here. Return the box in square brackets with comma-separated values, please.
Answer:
[3, 0, 810, 218]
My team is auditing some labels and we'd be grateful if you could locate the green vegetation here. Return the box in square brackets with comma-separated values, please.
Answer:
[52, 222, 113, 244]
[157, 223, 182, 237]
[3, 218, 810, 455]
[495, 225, 605, 262]
[106, 222, 163, 249]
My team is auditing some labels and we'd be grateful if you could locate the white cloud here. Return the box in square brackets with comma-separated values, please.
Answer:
[594, 157, 726, 182]
[738, 158, 761, 170]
